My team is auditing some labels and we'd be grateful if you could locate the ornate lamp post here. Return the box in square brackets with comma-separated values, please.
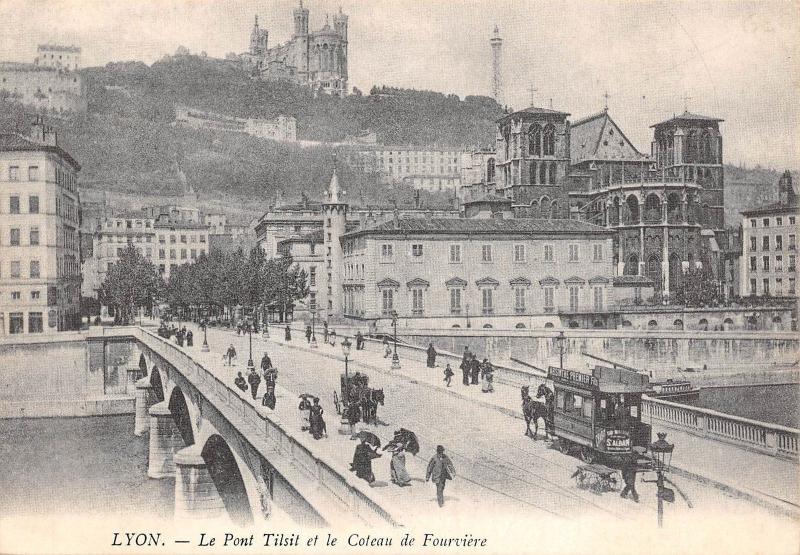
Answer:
[646, 432, 675, 528]
[556, 330, 566, 369]
[390, 310, 401, 370]
[338, 337, 352, 434]
[310, 308, 318, 349]
[201, 320, 209, 352]
[246, 320, 255, 372]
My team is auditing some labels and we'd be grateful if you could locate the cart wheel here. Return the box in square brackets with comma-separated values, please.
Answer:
[557, 438, 571, 454]
[579, 446, 596, 464]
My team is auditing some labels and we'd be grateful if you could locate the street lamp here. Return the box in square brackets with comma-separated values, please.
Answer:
[262, 307, 270, 339]
[465, 302, 471, 329]
[246, 320, 255, 372]
[390, 310, 401, 370]
[647, 432, 675, 528]
[310, 308, 318, 349]
[201, 320, 210, 352]
[338, 337, 352, 434]
[556, 330, 566, 369]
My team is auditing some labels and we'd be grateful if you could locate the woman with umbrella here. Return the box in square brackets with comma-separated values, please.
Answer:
[384, 429, 418, 487]
[350, 431, 382, 484]
[309, 397, 327, 440]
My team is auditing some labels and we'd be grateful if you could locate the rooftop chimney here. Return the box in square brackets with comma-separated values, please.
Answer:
[29, 116, 45, 143]
[43, 125, 58, 146]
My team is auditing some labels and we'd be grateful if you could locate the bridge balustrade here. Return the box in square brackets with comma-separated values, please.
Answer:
[641, 396, 799, 460]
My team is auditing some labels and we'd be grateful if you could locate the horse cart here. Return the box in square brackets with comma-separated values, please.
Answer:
[333, 371, 369, 415]
[547, 365, 652, 464]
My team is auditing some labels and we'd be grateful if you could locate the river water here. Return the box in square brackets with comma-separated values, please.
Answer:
[680, 383, 799, 428]
[0, 415, 174, 519]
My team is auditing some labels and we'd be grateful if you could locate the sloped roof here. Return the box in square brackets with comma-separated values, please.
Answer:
[277, 229, 324, 245]
[344, 218, 613, 238]
[569, 111, 646, 164]
[651, 111, 724, 128]
[740, 198, 799, 217]
[0, 132, 80, 170]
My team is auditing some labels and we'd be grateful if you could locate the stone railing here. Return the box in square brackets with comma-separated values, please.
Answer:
[133, 327, 401, 528]
[641, 396, 799, 461]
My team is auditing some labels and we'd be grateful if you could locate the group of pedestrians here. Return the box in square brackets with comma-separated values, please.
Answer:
[349, 438, 456, 508]
[459, 348, 494, 393]
[232, 351, 279, 410]
[158, 323, 193, 347]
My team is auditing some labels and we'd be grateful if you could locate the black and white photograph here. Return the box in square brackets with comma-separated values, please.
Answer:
[0, 1, 798, 554]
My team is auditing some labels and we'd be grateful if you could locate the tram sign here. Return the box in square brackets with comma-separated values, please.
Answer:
[548, 366, 599, 389]
[605, 433, 631, 452]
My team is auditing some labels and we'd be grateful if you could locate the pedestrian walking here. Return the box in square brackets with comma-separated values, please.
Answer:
[389, 444, 412, 487]
[186, 330, 193, 347]
[309, 397, 327, 439]
[470, 355, 480, 385]
[383, 337, 391, 358]
[355, 331, 364, 350]
[247, 368, 261, 400]
[305, 325, 312, 343]
[329, 329, 337, 347]
[260, 352, 273, 371]
[176, 329, 184, 347]
[350, 437, 381, 484]
[285, 325, 291, 341]
[225, 344, 237, 366]
[460, 356, 470, 386]
[323, 322, 329, 343]
[234, 372, 248, 392]
[426, 445, 456, 507]
[443, 364, 454, 387]
[620, 455, 640, 502]
[426, 343, 437, 368]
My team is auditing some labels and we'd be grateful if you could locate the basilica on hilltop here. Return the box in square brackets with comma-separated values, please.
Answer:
[241, 2, 348, 97]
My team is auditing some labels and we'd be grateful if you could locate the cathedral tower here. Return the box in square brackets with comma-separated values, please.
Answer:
[293, 0, 309, 37]
[322, 167, 347, 321]
[333, 7, 348, 41]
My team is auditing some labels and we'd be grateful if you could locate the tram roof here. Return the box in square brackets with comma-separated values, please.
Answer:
[549, 365, 649, 393]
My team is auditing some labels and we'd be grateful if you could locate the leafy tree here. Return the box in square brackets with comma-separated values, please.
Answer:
[674, 266, 722, 307]
[99, 245, 163, 324]
[262, 254, 310, 322]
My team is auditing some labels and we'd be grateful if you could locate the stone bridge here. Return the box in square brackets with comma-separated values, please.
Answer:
[102, 327, 398, 528]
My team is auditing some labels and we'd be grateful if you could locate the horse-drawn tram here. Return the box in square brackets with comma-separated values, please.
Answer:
[548, 365, 652, 464]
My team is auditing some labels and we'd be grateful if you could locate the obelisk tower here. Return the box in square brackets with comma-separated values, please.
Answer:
[490, 25, 503, 105]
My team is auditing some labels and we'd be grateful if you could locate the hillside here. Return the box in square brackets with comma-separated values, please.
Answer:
[0, 53, 792, 223]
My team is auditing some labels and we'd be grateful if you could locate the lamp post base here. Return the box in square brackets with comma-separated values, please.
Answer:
[247, 359, 255, 372]
[310, 337, 318, 349]
[201, 342, 210, 353]
[338, 417, 353, 435]
[391, 354, 401, 370]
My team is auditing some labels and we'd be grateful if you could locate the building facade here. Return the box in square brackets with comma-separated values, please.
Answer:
[740, 171, 798, 298]
[0, 118, 81, 334]
[277, 230, 323, 322]
[243, 4, 348, 97]
[174, 105, 296, 142]
[340, 218, 615, 329]
[465, 106, 727, 299]
[351, 146, 465, 192]
[0, 45, 85, 113]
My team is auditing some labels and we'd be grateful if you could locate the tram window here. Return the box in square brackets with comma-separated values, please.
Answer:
[600, 399, 607, 409]
[556, 391, 565, 410]
[573, 395, 583, 411]
[630, 405, 638, 418]
[583, 401, 593, 419]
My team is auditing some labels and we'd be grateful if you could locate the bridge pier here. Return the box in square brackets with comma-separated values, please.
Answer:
[173, 445, 227, 523]
[134, 378, 157, 436]
[147, 401, 184, 479]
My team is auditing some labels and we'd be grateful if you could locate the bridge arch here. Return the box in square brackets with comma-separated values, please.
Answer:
[168, 387, 195, 447]
[201, 434, 254, 526]
[149, 366, 165, 403]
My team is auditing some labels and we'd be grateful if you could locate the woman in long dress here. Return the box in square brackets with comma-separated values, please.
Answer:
[309, 398, 327, 439]
[390, 445, 412, 487]
[350, 439, 381, 483]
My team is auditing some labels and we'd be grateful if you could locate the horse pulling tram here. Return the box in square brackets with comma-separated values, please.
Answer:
[547, 365, 652, 465]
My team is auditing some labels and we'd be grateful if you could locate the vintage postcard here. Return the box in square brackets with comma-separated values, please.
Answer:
[0, 1, 798, 554]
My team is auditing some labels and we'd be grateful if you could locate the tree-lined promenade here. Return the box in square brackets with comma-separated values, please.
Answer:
[99, 245, 309, 325]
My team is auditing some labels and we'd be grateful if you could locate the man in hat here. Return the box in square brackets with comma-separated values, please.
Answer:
[620, 455, 640, 503]
[426, 445, 456, 507]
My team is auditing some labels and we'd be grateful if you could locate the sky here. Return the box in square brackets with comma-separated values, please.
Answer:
[1, 0, 798, 170]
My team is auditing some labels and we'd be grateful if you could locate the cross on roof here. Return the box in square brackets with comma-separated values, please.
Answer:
[603, 91, 611, 111]
[528, 84, 538, 107]
[683, 94, 692, 112]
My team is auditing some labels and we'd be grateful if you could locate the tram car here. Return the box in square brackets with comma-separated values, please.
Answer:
[547, 365, 652, 463]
